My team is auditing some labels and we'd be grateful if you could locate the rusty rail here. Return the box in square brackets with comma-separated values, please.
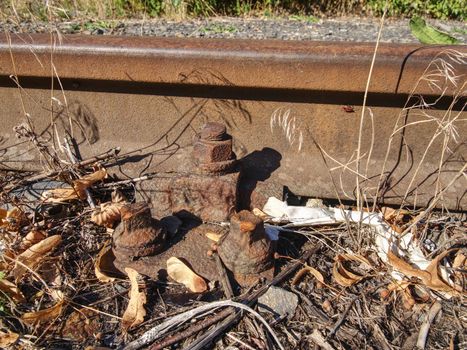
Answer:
[0, 34, 465, 210]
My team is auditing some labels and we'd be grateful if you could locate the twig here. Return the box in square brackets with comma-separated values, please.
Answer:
[310, 329, 336, 350]
[148, 308, 233, 350]
[4, 147, 120, 190]
[184, 247, 318, 350]
[125, 247, 318, 350]
[416, 302, 442, 349]
[327, 294, 359, 339]
[124, 301, 285, 350]
[214, 252, 234, 299]
[98, 171, 189, 188]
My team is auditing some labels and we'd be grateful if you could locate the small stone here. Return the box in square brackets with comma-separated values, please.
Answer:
[258, 286, 298, 319]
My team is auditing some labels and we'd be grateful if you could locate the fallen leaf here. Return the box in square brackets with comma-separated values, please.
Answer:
[42, 187, 79, 203]
[19, 230, 46, 251]
[292, 265, 325, 285]
[452, 252, 466, 269]
[332, 254, 372, 287]
[166, 257, 207, 293]
[0, 207, 26, 231]
[11, 235, 62, 281]
[111, 189, 127, 204]
[205, 232, 223, 243]
[381, 207, 412, 233]
[42, 168, 107, 203]
[252, 208, 269, 220]
[22, 298, 65, 325]
[122, 268, 146, 331]
[0, 330, 19, 347]
[38, 258, 62, 286]
[425, 249, 462, 293]
[388, 249, 461, 294]
[0, 278, 25, 302]
[73, 168, 108, 198]
[95, 243, 121, 283]
[61, 308, 100, 341]
[91, 202, 124, 228]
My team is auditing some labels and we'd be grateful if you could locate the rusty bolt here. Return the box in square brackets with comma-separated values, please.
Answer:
[193, 140, 233, 164]
[218, 210, 274, 277]
[200, 122, 227, 141]
[193, 122, 237, 174]
[112, 202, 167, 261]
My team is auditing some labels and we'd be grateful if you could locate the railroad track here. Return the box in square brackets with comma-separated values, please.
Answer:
[0, 34, 465, 210]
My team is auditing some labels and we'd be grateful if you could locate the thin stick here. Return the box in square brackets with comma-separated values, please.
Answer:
[327, 294, 359, 339]
[126, 247, 317, 350]
[125, 300, 285, 350]
[5, 147, 120, 190]
[184, 247, 318, 350]
[148, 308, 233, 350]
[355, 3, 387, 235]
[416, 302, 442, 349]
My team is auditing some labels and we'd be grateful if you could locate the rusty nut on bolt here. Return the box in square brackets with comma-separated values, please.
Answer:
[218, 210, 274, 284]
[193, 122, 237, 174]
[112, 202, 167, 262]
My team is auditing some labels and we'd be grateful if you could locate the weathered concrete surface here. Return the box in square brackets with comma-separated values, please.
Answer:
[0, 35, 465, 210]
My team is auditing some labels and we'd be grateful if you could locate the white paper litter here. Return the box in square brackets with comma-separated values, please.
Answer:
[262, 197, 451, 291]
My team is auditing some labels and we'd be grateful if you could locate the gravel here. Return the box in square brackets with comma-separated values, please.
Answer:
[5, 17, 467, 43]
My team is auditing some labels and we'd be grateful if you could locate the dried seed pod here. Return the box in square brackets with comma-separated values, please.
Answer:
[112, 203, 166, 261]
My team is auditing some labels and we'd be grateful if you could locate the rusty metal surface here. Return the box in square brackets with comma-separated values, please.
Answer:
[138, 171, 240, 222]
[0, 34, 459, 95]
[0, 34, 465, 210]
[113, 223, 227, 282]
[218, 210, 275, 286]
[113, 203, 167, 261]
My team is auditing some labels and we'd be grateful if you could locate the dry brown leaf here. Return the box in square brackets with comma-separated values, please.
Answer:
[22, 298, 65, 325]
[453, 252, 466, 269]
[91, 202, 124, 228]
[292, 265, 325, 285]
[19, 230, 46, 251]
[38, 259, 62, 286]
[122, 268, 146, 331]
[61, 308, 100, 342]
[73, 168, 108, 198]
[0, 207, 26, 231]
[111, 189, 127, 204]
[42, 169, 107, 203]
[166, 257, 207, 293]
[332, 254, 372, 287]
[0, 329, 19, 347]
[388, 249, 461, 294]
[381, 207, 411, 233]
[252, 207, 269, 220]
[11, 235, 62, 281]
[0, 278, 25, 302]
[42, 187, 79, 203]
[205, 232, 223, 243]
[425, 249, 462, 292]
[95, 243, 121, 283]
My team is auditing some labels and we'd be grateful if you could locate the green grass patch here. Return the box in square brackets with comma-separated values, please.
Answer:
[1, 1, 466, 21]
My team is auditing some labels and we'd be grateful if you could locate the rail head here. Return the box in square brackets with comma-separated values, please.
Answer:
[0, 34, 465, 95]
